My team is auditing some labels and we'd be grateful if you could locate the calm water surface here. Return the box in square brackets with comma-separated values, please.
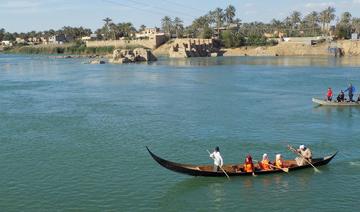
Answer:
[1, 55, 360, 211]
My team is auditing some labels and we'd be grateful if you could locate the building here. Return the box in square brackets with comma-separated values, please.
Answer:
[1, 40, 13, 46]
[81, 34, 97, 41]
[351, 33, 359, 40]
[15, 37, 27, 44]
[49, 35, 66, 44]
[135, 28, 161, 39]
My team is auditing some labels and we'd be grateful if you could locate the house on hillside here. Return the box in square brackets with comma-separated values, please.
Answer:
[49, 34, 66, 44]
[15, 37, 27, 44]
[1, 40, 13, 46]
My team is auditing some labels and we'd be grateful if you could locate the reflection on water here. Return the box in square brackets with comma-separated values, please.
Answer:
[154, 56, 360, 67]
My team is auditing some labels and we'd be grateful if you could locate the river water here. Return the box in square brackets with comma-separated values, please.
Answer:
[0, 55, 360, 211]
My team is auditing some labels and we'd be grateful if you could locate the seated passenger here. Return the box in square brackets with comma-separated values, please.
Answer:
[259, 153, 272, 170]
[243, 154, 254, 173]
[274, 154, 285, 168]
[336, 90, 345, 102]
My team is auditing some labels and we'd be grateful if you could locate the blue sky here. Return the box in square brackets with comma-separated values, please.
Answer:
[1, 0, 360, 32]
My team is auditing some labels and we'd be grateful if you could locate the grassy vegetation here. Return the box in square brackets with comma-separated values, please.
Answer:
[4, 43, 147, 55]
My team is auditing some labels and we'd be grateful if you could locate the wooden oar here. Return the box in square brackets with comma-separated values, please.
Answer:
[207, 150, 230, 180]
[269, 163, 289, 173]
[287, 145, 320, 173]
[253, 160, 289, 173]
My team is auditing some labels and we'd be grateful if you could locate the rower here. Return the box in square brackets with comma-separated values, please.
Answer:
[209, 146, 223, 172]
[243, 154, 255, 173]
[275, 154, 285, 168]
[326, 87, 333, 101]
[295, 145, 312, 166]
[259, 153, 272, 170]
[344, 83, 355, 102]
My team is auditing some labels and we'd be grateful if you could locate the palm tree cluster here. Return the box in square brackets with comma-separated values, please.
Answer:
[183, 5, 239, 39]
[0, 26, 92, 43]
[161, 16, 184, 38]
[95, 17, 137, 40]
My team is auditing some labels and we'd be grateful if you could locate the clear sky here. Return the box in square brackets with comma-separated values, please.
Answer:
[1, 0, 360, 32]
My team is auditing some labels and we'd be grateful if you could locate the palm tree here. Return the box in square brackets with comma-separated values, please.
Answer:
[103, 17, 112, 26]
[212, 7, 224, 34]
[290, 11, 302, 30]
[304, 11, 319, 36]
[161, 16, 172, 35]
[139, 24, 146, 32]
[352, 18, 360, 33]
[173, 17, 184, 38]
[320, 7, 335, 34]
[225, 5, 236, 25]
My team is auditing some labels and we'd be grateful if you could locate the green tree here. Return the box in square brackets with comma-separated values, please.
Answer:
[303, 11, 319, 36]
[0, 28, 5, 41]
[290, 11, 302, 30]
[102, 17, 113, 40]
[352, 18, 360, 33]
[161, 16, 172, 35]
[225, 5, 236, 25]
[320, 7, 336, 34]
[211, 7, 224, 34]
[173, 17, 184, 38]
[139, 24, 146, 32]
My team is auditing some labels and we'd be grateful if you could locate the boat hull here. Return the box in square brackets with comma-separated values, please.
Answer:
[146, 147, 337, 177]
[312, 98, 360, 106]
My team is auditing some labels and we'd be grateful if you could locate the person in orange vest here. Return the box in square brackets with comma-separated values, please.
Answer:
[326, 87, 333, 101]
[274, 154, 285, 168]
[243, 154, 255, 173]
[259, 153, 273, 170]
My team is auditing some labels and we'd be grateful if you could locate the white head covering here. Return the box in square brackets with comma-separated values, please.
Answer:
[262, 153, 268, 161]
[276, 154, 281, 160]
[299, 145, 305, 150]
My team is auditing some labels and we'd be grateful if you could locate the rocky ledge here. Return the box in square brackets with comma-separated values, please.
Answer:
[109, 48, 157, 64]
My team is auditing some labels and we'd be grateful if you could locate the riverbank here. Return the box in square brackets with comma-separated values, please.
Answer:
[3, 39, 360, 58]
[223, 40, 360, 57]
[3, 43, 145, 56]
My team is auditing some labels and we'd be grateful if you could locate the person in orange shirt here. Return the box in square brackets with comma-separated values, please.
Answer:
[243, 154, 255, 173]
[259, 153, 273, 170]
[275, 154, 285, 168]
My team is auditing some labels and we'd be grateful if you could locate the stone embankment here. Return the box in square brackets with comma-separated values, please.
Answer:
[168, 39, 220, 58]
[222, 40, 360, 57]
[109, 48, 157, 64]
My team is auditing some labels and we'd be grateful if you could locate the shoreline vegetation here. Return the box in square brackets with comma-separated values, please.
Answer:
[2, 5, 360, 58]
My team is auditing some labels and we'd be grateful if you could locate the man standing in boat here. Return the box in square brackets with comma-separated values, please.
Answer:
[326, 87, 333, 101]
[209, 147, 223, 172]
[344, 83, 355, 102]
[295, 145, 312, 166]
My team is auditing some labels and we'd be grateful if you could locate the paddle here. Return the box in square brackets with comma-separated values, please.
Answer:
[253, 160, 289, 173]
[206, 150, 230, 180]
[287, 145, 320, 173]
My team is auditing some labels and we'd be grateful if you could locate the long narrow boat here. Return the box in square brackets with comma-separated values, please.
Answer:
[147, 147, 337, 177]
[312, 98, 360, 106]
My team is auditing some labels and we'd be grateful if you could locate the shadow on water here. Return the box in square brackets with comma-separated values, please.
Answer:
[157, 167, 326, 210]
[153, 56, 360, 68]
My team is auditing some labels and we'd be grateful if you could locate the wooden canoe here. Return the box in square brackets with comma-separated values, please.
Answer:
[312, 98, 360, 106]
[147, 147, 337, 177]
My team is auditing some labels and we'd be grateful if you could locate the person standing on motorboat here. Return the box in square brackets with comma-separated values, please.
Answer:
[209, 146, 223, 172]
[344, 83, 355, 102]
[326, 87, 333, 101]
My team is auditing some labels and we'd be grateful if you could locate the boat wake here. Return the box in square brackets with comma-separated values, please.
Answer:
[349, 161, 360, 166]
